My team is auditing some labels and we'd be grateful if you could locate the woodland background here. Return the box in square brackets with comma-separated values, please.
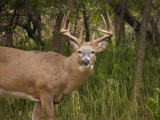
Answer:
[0, 0, 160, 120]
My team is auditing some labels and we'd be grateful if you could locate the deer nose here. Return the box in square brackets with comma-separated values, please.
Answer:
[82, 58, 90, 66]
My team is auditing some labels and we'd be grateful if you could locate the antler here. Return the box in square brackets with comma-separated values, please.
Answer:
[60, 11, 82, 46]
[91, 13, 113, 44]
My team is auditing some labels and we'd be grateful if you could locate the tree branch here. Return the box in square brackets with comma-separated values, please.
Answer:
[108, 1, 153, 40]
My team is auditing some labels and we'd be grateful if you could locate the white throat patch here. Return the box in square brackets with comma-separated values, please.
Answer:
[79, 65, 94, 72]
[91, 65, 94, 70]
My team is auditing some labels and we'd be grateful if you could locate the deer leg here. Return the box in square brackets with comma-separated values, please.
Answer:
[40, 93, 55, 120]
[32, 102, 42, 120]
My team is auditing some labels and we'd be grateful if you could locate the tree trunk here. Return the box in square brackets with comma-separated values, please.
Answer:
[82, 4, 90, 42]
[117, 2, 125, 45]
[131, 0, 153, 105]
[150, 17, 160, 44]
[50, 13, 65, 53]
[111, 2, 125, 46]
[114, 13, 118, 43]
[50, 0, 74, 53]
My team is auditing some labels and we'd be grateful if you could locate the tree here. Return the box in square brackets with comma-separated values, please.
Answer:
[107, 0, 160, 45]
[131, 0, 153, 104]
[0, 0, 45, 47]
[50, 0, 74, 53]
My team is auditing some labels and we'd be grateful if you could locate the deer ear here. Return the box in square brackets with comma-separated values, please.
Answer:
[94, 41, 108, 52]
[69, 40, 79, 51]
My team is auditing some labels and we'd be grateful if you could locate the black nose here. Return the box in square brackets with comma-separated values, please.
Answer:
[82, 58, 90, 66]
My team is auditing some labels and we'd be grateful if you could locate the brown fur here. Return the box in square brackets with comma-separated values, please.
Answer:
[0, 46, 92, 120]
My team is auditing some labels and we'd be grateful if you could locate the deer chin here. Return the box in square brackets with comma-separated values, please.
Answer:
[79, 64, 93, 72]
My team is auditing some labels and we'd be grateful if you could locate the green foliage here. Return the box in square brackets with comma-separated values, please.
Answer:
[0, 98, 34, 120]
[148, 88, 160, 119]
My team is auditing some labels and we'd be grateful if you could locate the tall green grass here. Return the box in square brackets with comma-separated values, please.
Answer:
[0, 42, 160, 120]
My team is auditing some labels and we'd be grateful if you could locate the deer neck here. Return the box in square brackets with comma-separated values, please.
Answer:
[64, 53, 92, 94]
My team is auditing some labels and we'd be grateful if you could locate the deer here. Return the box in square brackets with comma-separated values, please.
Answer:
[0, 11, 113, 120]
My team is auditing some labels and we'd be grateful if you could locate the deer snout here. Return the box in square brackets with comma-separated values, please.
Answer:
[82, 58, 90, 66]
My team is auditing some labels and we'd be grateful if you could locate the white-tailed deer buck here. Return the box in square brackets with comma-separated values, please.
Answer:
[0, 11, 113, 120]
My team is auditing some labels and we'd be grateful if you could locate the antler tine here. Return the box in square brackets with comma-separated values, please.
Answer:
[91, 32, 95, 42]
[61, 14, 66, 32]
[68, 22, 71, 30]
[60, 11, 82, 46]
[98, 13, 112, 34]
[64, 11, 70, 29]
[107, 12, 112, 32]
[92, 12, 113, 44]
[60, 11, 70, 33]
[79, 30, 83, 44]
[101, 14, 107, 31]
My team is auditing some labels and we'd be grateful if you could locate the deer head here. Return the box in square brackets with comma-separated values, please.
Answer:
[60, 11, 113, 67]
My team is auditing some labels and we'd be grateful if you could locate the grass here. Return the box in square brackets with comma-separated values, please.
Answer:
[0, 43, 160, 120]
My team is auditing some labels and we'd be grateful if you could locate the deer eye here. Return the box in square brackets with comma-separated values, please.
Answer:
[91, 51, 95, 54]
[78, 51, 82, 54]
